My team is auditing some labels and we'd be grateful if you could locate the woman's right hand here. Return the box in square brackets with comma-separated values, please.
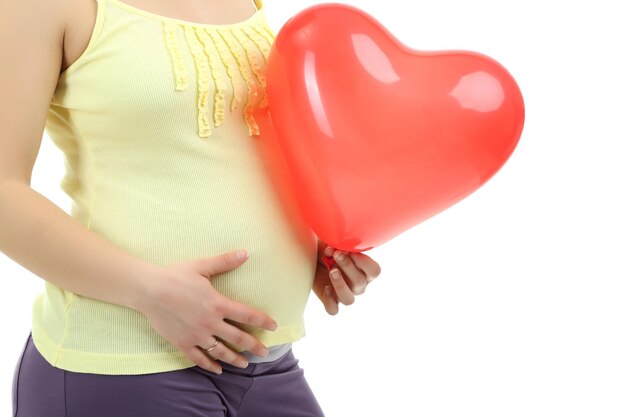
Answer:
[135, 249, 278, 374]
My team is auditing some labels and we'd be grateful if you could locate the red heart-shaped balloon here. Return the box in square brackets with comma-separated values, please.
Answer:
[265, 3, 525, 252]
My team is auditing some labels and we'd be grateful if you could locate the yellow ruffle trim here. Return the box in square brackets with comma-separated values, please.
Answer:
[216, 28, 261, 136]
[196, 28, 227, 128]
[234, 27, 268, 109]
[207, 30, 244, 114]
[161, 20, 275, 138]
[183, 25, 212, 137]
[254, 23, 276, 46]
[162, 21, 189, 91]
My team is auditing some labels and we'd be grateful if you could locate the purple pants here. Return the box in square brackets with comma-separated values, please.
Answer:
[12, 332, 325, 417]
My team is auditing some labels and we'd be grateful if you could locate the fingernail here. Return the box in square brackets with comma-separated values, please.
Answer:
[335, 251, 345, 261]
[214, 367, 222, 374]
[236, 249, 248, 260]
[324, 285, 332, 296]
[330, 269, 340, 280]
[269, 321, 278, 331]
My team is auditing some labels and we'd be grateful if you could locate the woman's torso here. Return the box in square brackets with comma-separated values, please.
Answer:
[34, 0, 318, 375]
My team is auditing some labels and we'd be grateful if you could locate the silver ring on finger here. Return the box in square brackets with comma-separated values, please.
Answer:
[198, 338, 219, 355]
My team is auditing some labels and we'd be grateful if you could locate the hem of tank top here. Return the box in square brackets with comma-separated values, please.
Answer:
[30, 319, 304, 374]
[104, 0, 265, 30]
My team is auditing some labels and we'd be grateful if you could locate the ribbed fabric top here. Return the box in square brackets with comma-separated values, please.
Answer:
[33, 0, 318, 375]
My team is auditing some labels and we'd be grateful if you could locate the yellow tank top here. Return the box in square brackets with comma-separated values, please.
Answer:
[33, 0, 318, 375]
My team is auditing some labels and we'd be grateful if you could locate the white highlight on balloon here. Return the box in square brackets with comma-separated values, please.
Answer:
[304, 51, 334, 138]
[351, 33, 400, 84]
[449, 71, 505, 113]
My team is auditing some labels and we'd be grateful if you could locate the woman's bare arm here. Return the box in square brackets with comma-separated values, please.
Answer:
[0, 0, 155, 311]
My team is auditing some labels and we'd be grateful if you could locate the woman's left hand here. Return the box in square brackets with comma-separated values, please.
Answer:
[312, 239, 381, 315]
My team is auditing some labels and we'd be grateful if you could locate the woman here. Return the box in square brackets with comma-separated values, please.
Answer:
[0, 0, 381, 415]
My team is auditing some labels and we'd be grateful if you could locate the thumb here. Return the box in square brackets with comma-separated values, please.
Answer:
[198, 249, 249, 279]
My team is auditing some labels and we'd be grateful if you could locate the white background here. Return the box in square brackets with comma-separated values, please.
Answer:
[2, 0, 625, 416]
